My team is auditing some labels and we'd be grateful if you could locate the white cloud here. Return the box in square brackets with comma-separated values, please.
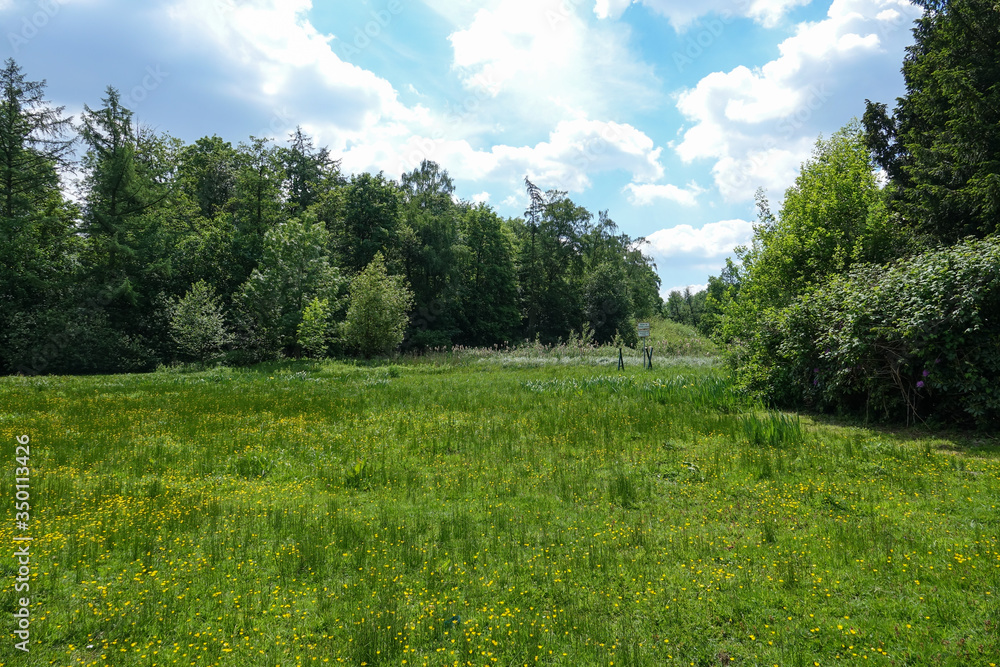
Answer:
[624, 181, 703, 207]
[664, 283, 708, 296]
[673, 0, 921, 202]
[594, 0, 633, 20]
[646, 219, 754, 257]
[471, 191, 491, 204]
[160, 0, 664, 197]
[338, 117, 665, 194]
[448, 0, 660, 123]
[166, 0, 410, 143]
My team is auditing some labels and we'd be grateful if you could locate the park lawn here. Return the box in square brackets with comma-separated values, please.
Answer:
[0, 355, 998, 666]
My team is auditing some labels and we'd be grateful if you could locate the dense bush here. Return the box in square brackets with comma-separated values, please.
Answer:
[167, 280, 232, 362]
[731, 237, 1000, 427]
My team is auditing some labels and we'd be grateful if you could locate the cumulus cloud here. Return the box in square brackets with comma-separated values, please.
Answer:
[646, 219, 754, 257]
[447, 0, 660, 123]
[471, 191, 491, 204]
[673, 0, 921, 202]
[624, 181, 704, 206]
[339, 118, 666, 193]
[165, 0, 412, 142]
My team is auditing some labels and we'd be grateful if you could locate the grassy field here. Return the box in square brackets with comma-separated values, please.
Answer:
[1, 347, 998, 666]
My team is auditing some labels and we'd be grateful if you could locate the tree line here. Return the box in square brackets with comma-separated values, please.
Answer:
[665, 0, 1000, 427]
[0, 59, 663, 374]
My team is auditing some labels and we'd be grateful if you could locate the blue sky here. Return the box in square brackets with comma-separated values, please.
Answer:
[3, 0, 922, 295]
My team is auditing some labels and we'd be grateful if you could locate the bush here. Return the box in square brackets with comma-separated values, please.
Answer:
[4, 303, 150, 375]
[167, 280, 233, 362]
[297, 297, 333, 359]
[344, 253, 414, 357]
[729, 237, 1000, 427]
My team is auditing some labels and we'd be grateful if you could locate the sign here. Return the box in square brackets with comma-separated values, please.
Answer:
[637, 322, 650, 338]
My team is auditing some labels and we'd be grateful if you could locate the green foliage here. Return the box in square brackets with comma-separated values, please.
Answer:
[0, 60, 78, 373]
[457, 203, 520, 346]
[339, 171, 401, 273]
[281, 126, 340, 216]
[176, 135, 237, 220]
[0, 59, 722, 373]
[3, 298, 148, 375]
[583, 261, 633, 345]
[398, 161, 463, 348]
[167, 280, 232, 362]
[733, 237, 1000, 427]
[663, 287, 707, 329]
[343, 252, 414, 357]
[236, 216, 346, 360]
[864, 0, 1000, 243]
[297, 297, 333, 359]
[737, 124, 899, 315]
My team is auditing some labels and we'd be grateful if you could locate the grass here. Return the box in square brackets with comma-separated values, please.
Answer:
[0, 351, 997, 666]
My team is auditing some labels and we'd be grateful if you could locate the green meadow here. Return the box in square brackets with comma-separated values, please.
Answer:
[1, 346, 998, 666]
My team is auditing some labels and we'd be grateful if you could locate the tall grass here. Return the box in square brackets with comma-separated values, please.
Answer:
[0, 356, 997, 666]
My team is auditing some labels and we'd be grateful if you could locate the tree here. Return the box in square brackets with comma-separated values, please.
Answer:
[583, 261, 633, 345]
[78, 87, 180, 368]
[580, 210, 662, 322]
[458, 203, 519, 345]
[79, 88, 177, 299]
[0, 59, 77, 373]
[230, 137, 286, 282]
[297, 297, 333, 359]
[737, 124, 896, 313]
[236, 216, 346, 359]
[177, 135, 237, 220]
[339, 171, 401, 273]
[0, 59, 74, 220]
[343, 252, 414, 357]
[399, 160, 463, 348]
[282, 126, 340, 216]
[515, 181, 590, 342]
[863, 0, 1000, 242]
[168, 280, 232, 362]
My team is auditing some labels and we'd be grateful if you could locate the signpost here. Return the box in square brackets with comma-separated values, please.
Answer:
[637, 323, 652, 369]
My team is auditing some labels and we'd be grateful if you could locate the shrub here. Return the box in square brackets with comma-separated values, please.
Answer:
[730, 236, 1000, 427]
[297, 297, 333, 359]
[167, 280, 233, 362]
[343, 253, 414, 358]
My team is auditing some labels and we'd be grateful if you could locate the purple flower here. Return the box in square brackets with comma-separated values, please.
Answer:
[917, 381, 925, 389]
[922, 369, 930, 377]
[813, 368, 819, 374]
[935, 358, 941, 364]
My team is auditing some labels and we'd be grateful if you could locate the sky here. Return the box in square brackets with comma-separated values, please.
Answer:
[3, 0, 922, 296]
